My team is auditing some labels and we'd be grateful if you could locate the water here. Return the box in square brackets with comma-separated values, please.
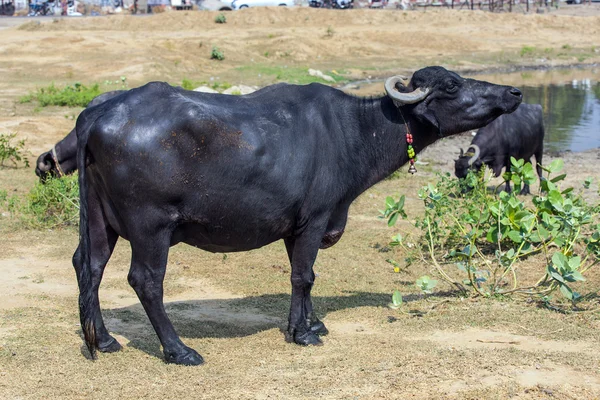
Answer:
[343, 67, 600, 153]
[519, 80, 600, 153]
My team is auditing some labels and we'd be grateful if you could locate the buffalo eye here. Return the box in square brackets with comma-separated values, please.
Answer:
[446, 81, 459, 93]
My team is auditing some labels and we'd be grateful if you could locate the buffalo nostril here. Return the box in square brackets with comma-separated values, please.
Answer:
[509, 88, 522, 98]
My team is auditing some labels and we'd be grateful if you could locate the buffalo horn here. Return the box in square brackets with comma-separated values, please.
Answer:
[459, 148, 464, 157]
[467, 144, 481, 166]
[385, 76, 430, 105]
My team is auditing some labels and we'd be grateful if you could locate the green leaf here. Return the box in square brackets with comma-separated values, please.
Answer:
[547, 265, 565, 283]
[511, 174, 522, 186]
[507, 230, 523, 243]
[548, 159, 564, 174]
[385, 196, 395, 209]
[567, 255, 581, 272]
[550, 173, 567, 183]
[552, 252, 567, 272]
[566, 271, 585, 282]
[416, 275, 438, 294]
[538, 225, 551, 240]
[548, 190, 563, 211]
[392, 290, 403, 307]
[486, 226, 499, 243]
[559, 283, 573, 300]
[388, 212, 399, 227]
[397, 195, 405, 211]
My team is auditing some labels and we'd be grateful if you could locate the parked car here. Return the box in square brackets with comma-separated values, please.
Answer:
[197, 0, 232, 10]
[231, 0, 293, 9]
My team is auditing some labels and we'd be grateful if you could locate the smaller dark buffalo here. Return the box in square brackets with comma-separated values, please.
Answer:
[454, 103, 545, 195]
[35, 90, 125, 181]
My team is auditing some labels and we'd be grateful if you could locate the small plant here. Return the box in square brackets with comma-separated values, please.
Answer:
[211, 46, 225, 61]
[0, 133, 30, 168]
[18, 174, 80, 228]
[562, 44, 572, 50]
[181, 78, 196, 90]
[520, 46, 535, 57]
[325, 26, 335, 38]
[383, 159, 599, 305]
[19, 82, 101, 107]
[214, 13, 226, 24]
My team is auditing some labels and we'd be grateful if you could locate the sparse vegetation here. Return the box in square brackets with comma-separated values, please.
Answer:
[211, 46, 225, 61]
[215, 13, 227, 24]
[19, 82, 101, 107]
[325, 25, 335, 37]
[520, 45, 535, 57]
[0, 133, 30, 168]
[6, 175, 80, 229]
[384, 159, 599, 306]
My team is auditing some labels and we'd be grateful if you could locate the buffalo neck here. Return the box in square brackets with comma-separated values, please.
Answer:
[341, 95, 439, 199]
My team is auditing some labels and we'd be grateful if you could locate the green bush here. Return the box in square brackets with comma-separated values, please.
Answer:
[20, 82, 101, 107]
[383, 159, 599, 305]
[211, 46, 225, 61]
[18, 175, 80, 229]
[214, 13, 226, 23]
[0, 133, 30, 168]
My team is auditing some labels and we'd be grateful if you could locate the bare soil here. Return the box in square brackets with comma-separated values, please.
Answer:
[1, 7, 600, 399]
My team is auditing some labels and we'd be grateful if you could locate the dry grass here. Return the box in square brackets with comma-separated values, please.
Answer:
[1, 141, 599, 398]
[1, 8, 600, 398]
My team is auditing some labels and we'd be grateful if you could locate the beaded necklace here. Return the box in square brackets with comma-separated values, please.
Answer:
[398, 108, 417, 174]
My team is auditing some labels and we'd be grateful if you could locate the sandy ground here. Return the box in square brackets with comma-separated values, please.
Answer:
[1, 7, 600, 399]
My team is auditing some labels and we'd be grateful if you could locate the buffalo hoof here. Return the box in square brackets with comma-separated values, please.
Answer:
[310, 319, 329, 336]
[164, 347, 204, 366]
[294, 330, 323, 346]
[98, 337, 122, 353]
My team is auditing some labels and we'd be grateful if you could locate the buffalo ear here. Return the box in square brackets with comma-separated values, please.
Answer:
[412, 101, 440, 132]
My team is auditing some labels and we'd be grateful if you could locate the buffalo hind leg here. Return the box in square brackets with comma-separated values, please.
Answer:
[285, 237, 328, 337]
[72, 186, 120, 353]
[285, 221, 328, 346]
[127, 230, 203, 366]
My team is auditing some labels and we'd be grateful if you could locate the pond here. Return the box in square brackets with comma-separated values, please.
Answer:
[343, 67, 600, 153]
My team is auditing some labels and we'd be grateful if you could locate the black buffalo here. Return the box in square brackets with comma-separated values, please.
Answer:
[35, 90, 125, 181]
[454, 103, 544, 194]
[74, 66, 522, 365]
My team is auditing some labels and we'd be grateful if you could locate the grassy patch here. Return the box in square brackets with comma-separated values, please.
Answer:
[19, 82, 101, 107]
[6, 175, 80, 229]
[235, 65, 348, 85]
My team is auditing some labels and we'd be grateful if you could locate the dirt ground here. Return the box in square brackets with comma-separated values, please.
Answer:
[1, 6, 600, 399]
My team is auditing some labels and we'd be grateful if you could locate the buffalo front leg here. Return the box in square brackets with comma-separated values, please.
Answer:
[284, 237, 328, 337]
[127, 231, 203, 366]
[285, 223, 328, 346]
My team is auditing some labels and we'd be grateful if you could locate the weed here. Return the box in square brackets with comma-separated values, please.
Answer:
[520, 46, 535, 57]
[215, 13, 226, 23]
[0, 133, 30, 168]
[181, 78, 197, 90]
[16, 174, 80, 229]
[264, 51, 270, 58]
[562, 44, 572, 50]
[384, 159, 599, 304]
[326, 26, 335, 38]
[19, 82, 101, 107]
[211, 46, 225, 61]
[235, 65, 347, 85]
